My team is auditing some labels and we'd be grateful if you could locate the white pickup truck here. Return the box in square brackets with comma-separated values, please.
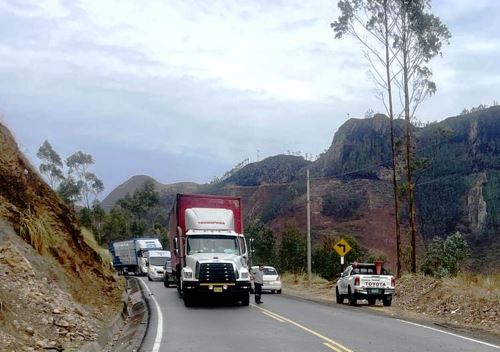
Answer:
[335, 263, 395, 306]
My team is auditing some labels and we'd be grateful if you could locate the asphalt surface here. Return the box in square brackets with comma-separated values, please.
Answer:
[140, 278, 500, 352]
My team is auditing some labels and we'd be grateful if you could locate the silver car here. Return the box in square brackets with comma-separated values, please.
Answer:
[250, 266, 282, 294]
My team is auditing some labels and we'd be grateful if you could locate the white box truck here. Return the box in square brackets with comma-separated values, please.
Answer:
[109, 238, 163, 275]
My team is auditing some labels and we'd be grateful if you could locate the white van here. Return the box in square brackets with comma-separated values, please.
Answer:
[146, 250, 171, 281]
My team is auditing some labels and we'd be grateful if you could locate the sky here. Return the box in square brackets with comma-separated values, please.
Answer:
[1, 0, 499, 197]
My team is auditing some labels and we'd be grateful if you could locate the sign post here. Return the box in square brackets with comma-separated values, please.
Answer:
[334, 239, 352, 272]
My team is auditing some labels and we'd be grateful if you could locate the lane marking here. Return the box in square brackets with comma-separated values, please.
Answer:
[251, 304, 353, 352]
[397, 319, 500, 350]
[324, 342, 345, 352]
[261, 311, 285, 322]
[139, 279, 163, 352]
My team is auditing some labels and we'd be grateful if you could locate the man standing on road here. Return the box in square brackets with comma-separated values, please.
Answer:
[254, 265, 264, 304]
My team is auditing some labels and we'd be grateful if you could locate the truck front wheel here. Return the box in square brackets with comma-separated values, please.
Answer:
[240, 293, 250, 306]
[184, 292, 196, 307]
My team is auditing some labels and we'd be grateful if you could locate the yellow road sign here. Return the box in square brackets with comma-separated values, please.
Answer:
[333, 239, 352, 257]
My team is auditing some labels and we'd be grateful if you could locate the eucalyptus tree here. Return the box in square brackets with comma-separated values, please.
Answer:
[37, 140, 64, 189]
[332, 0, 450, 273]
[332, 0, 402, 275]
[393, 0, 450, 272]
[66, 151, 104, 208]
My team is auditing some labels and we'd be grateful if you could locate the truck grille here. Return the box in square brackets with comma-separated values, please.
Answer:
[198, 262, 236, 283]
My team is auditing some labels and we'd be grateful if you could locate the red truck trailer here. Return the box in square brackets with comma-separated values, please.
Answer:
[168, 194, 251, 306]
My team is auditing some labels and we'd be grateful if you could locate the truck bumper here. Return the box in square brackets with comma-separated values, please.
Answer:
[354, 288, 395, 299]
[183, 281, 251, 295]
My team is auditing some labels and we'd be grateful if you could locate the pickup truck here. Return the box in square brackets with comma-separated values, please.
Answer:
[335, 262, 395, 306]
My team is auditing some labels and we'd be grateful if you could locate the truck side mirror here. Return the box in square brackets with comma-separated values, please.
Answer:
[337, 273, 343, 278]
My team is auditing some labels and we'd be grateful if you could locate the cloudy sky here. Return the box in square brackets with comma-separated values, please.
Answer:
[1, 0, 499, 196]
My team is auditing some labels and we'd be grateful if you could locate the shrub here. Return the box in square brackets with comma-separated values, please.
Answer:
[421, 232, 470, 277]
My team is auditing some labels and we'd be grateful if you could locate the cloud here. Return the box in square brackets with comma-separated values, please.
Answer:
[1, 0, 500, 194]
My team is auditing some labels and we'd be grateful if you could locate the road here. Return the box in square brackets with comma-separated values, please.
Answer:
[139, 278, 499, 352]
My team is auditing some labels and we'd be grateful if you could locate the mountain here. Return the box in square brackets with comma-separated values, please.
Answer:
[311, 113, 407, 179]
[103, 106, 500, 272]
[101, 174, 198, 211]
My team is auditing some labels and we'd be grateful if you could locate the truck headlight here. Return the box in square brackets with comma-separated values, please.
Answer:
[239, 268, 249, 279]
[183, 268, 193, 279]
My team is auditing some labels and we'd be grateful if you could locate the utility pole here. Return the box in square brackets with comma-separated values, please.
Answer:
[249, 238, 254, 268]
[306, 169, 311, 288]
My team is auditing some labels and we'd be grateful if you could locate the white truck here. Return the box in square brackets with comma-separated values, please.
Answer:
[168, 194, 251, 307]
[146, 250, 171, 281]
[335, 262, 395, 306]
[109, 238, 163, 275]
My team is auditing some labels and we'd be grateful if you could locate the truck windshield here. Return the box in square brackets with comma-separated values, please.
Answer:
[150, 257, 169, 266]
[187, 235, 240, 255]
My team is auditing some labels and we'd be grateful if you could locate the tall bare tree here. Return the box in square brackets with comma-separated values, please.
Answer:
[393, 0, 450, 272]
[332, 0, 402, 276]
[333, 0, 450, 273]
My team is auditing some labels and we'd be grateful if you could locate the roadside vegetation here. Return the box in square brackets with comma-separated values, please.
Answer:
[280, 271, 500, 336]
[36, 141, 169, 247]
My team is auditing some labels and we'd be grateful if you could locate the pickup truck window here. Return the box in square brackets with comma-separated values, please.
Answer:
[352, 268, 374, 275]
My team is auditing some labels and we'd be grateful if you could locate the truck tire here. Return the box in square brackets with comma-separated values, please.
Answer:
[383, 295, 392, 307]
[277, 289, 282, 294]
[336, 288, 343, 304]
[367, 298, 376, 305]
[163, 279, 169, 288]
[348, 287, 357, 306]
[184, 292, 196, 307]
[240, 293, 250, 306]
[148, 275, 152, 282]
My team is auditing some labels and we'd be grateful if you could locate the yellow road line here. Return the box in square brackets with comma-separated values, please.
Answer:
[324, 342, 345, 352]
[251, 304, 353, 352]
[261, 311, 285, 322]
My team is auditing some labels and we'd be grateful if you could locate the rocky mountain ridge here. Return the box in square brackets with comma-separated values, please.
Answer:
[104, 107, 500, 272]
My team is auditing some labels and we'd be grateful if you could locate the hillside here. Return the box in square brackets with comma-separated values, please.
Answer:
[0, 123, 123, 350]
[103, 107, 500, 273]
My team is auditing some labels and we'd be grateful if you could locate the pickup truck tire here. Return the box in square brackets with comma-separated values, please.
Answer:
[163, 279, 169, 288]
[348, 287, 357, 306]
[336, 288, 343, 304]
[367, 298, 376, 305]
[383, 295, 392, 307]
[148, 275, 152, 282]
[277, 289, 282, 294]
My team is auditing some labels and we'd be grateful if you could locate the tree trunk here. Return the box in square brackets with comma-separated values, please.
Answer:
[384, 0, 401, 277]
[402, 11, 418, 274]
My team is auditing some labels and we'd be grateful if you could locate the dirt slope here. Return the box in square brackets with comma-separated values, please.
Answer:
[0, 123, 123, 351]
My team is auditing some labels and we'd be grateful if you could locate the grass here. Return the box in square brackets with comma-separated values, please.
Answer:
[281, 272, 330, 286]
[19, 209, 54, 255]
[452, 272, 500, 291]
[81, 227, 112, 267]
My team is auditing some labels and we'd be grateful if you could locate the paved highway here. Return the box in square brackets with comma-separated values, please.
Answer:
[139, 278, 499, 352]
